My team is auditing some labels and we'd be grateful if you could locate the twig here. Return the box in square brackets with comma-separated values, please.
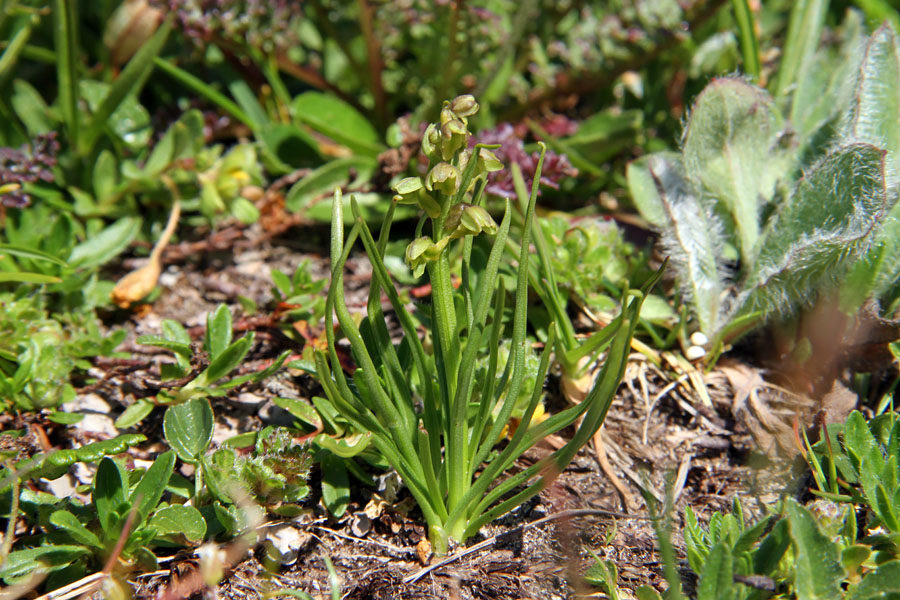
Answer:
[402, 508, 653, 584]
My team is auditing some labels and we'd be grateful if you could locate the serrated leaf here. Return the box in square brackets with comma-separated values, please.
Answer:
[204, 305, 233, 362]
[627, 153, 726, 336]
[740, 144, 890, 317]
[786, 499, 843, 600]
[130, 450, 175, 524]
[69, 217, 140, 269]
[93, 457, 128, 536]
[148, 504, 206, 542]
[50, 510, 103, 549]
[163, 398, 213, 463]
[696, 542, 735, 600]
[682, 78, 790, 264]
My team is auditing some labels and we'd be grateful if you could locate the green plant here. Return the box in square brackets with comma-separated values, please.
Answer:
[116, 304, 289, 428]
[0, 450, 206, 591]
[0, 292, 126, 412]
[314, 95, 661, 554]
[627, 15, 900, 354]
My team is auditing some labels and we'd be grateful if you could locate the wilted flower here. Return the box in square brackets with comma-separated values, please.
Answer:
[0, 133, 59, 208]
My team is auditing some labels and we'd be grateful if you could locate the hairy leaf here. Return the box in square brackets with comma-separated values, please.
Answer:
[163, 398, 214, 463]
[628, 153, 726, 336]
[682, 78, 790, 264]
[739, 144, 889, 317]
[786, 499, 843, 600]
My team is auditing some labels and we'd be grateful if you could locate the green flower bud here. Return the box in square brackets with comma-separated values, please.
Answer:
[449, 95, 479, 119]
[422, 123, 442, 162]
[425, 162, 460, 195]
[392, 176, 425, 198]
[405, 236, 449, 278]
[477, 148, 503, 172]
[444, 203, 498, 239]
[441, 119, 469, 160]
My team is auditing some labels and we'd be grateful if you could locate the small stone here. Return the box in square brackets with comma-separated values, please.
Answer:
[262, 523, 310, 567]
[349, 512, 371, 537]
[61, 393, 117, 438]
[685, 345, 707, 361]
[689, 331, 709, 347]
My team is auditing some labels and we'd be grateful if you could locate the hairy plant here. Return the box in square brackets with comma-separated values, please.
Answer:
[627, 17, 900, 351]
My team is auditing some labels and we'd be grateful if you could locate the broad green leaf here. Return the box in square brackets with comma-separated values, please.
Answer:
[11, 79, 54, 135]
[69, 217, 140, 269]
[257, 122, 321, 174]
[682, 78, 790, 264]
[292, 91, 383, 157]
[50, 510, 103, 549]
[130, 450, 176, 524]
[741, 144, 890, 317]
[148, 504, 207, 542]
[320, 453, 350, 518]
[273, 396, 321, 430]
[115, 399, 155, 429]
[850, 560, 900, 599]
[786, 499, 843, 600]
[46, 411, 84, 425]
[204, 305, 233, 361]
[635, 587, 664, 600]
[203, 335, 252, 383]
[163, 398, 214, 463]
[696, 542, 735, 600]
[626, 153, 725, 337]
[93, 457, 128, 536]
[162, 319, 192, 345]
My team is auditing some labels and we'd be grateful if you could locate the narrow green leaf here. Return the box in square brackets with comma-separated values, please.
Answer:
[163, 398, 214, 463]
[774, 0, 828, 100]
[786, 499, 843, 600]
[92, 149, 118, 204]
[0, 244, 68, 266]
[80, 19, 172, 154]
[135, 335, 192, 358]
[284, 157, 376, 212]
[204, 305, 233, 362]
[93, 457, 128, 536]
[130, 450, 175, 524]
[114, 399, 155, 429]
[731, 0, 760, 80]
[0, 272, 61, 284]
[228, 80, 269, 130]
[143, 124, 175, 177]
[0, 545, 90, 581]
[154, 58, 251, 126]
[69, 217, 140, 269]
[53, 0, 79, 146]
[50, 510, 103, 549]
[203, 335, 252, 383]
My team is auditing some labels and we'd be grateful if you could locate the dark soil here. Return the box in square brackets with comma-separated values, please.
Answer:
[31, 220, 804, 600]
